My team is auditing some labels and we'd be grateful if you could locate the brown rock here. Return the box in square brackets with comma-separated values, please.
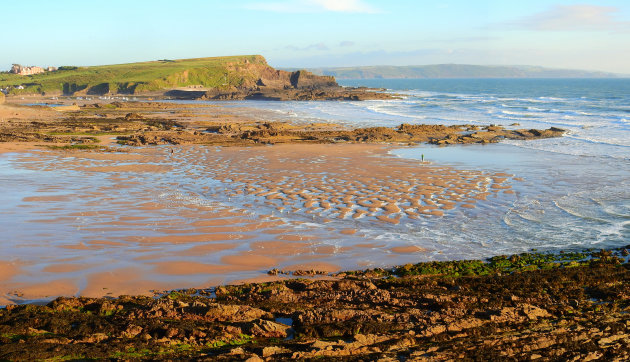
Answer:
[248, 319, 290, 338]
[262, 346, 289, 357]
[122, 324, 143, 338]
[41, 337, 70, 344]
[244, 355, 264, 362]
[354, 334, 387, 346]
[521, 304, 551, 320]
[229, 347, 246, 355]
[446, 318, 484, 332]
[77, 333, 109, 343]
[598, 334, 629, 346]
[164, 327, 179, 338]
[204, 304, 271, 322]
[124, 112, 144, 120]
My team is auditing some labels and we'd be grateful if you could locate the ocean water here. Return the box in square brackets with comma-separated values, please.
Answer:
[206, 78, 630, 253]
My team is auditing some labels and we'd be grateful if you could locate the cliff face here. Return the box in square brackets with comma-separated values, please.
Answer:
[221, 59, 338, 91]
[289, 70, 337, 89]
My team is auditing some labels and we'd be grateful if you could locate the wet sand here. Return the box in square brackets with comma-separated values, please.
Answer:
[0, 141, 518, 304]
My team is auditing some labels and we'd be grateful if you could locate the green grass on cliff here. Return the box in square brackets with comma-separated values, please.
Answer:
[0, 55, 267, 96]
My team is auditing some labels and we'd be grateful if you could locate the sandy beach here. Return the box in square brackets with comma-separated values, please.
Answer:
[0, 125, 517, 304]
[1, 93, 629, 360]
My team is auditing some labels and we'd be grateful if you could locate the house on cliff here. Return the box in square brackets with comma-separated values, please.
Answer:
[10, 64, 56, 76]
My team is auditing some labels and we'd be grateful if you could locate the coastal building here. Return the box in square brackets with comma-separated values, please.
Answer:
[9, 64, 55, 76]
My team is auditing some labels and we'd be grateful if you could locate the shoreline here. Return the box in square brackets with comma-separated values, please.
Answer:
[0, 99, 614, 306]
[1, 97, 629, 359]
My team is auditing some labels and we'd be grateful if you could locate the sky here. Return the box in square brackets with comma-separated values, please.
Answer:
[2, 0, 630, 73]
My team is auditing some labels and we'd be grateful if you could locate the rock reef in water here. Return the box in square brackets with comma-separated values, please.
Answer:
[117, 120, 566, 147]
[0, 101, 566, 148]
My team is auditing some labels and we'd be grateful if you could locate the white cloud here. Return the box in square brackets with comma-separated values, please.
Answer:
[309, 0, 376, 13]
[512, 4, 630, 32]
[286, 42, 329, 51]
[244, 0, 378, 13]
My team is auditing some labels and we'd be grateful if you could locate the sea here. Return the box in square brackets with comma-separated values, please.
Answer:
[209, 78, 630, 254]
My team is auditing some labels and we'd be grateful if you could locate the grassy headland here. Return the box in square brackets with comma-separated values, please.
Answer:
[0, 55, 276, 96]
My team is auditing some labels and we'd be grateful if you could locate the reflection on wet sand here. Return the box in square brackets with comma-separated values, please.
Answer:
[0, 143, 516, 304]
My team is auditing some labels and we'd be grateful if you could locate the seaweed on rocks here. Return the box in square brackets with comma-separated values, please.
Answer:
[1, 248, 629, 360]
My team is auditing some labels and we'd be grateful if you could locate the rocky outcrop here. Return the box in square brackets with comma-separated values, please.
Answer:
[0, 248, 628, 360]
[117, 121, 565, 147]
[289, 70, 337, 89]
[199, 87, 395, 101]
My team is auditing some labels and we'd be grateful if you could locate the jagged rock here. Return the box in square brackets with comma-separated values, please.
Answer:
[77, 333, 109, 343]
[262, 346, 290, 357]
[521, 304, 551, 319]
[248, 319, 290, 338]
[229, 347, 246, 355]
[41, 337, 71, 344]
[124, 112, 144, 120]
[598, 334, 629, 346]
[204, 304, 271, 322]
[121, 324, 143, 338]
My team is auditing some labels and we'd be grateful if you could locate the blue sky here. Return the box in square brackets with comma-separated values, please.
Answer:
[2, 0, 630, 73]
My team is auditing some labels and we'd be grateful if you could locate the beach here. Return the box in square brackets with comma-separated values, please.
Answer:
[3, 0, 630, 357]
[1, 82, 629, 359]
[0, 106, 520, 304]
[1, 81, 628, 305]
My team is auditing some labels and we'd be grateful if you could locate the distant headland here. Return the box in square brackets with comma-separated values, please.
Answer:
[296, 64, 627, 79]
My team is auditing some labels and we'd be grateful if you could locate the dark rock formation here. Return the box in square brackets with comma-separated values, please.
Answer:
[0, 248, 628, 360]
[117, 122, 566, 147]
[289, 70, 337, 89]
